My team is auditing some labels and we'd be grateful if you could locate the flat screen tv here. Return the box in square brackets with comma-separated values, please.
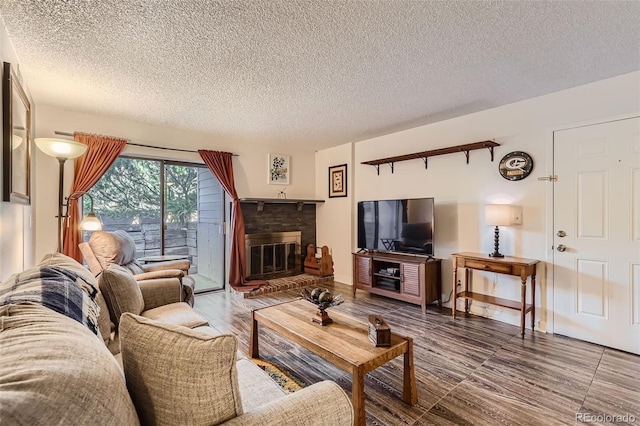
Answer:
[357, 198, 434, 256]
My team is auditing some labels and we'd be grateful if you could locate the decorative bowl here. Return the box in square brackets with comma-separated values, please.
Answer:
[301, 288, 344, 325]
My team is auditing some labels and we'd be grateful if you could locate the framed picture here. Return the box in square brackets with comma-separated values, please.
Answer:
[2, 62, 31, 204]
[328, 164, 347, 198]
[268, 153, 290, 185]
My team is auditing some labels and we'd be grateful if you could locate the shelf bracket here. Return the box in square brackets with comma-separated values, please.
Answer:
[462, 149, 470, 164]
[486, 144, 495, 161]
[374, 164, 380, 175]
[296, 202, 304, 211]
[389, 162, 394, 174]
[422, 157, 428, 169]
[257, 201, 264, 212]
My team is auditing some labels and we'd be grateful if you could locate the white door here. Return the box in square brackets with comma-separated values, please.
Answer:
[553, 117, 640, 354]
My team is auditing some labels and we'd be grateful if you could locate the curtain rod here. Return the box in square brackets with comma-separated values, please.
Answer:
[54, 131, 238, 156]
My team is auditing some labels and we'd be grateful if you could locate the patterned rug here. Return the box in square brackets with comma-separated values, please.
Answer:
[250, 358, 305, 393]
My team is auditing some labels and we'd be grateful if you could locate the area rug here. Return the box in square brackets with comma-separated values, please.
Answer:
[250, 358, 305, 393]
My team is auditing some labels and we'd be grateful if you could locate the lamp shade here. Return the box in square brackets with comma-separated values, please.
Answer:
[79, 212, 102, 231]
[485, 204, 511, 226]
[35, 138, 87, 159]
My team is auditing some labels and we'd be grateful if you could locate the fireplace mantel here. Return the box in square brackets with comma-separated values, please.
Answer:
[240, 198, 325, 212]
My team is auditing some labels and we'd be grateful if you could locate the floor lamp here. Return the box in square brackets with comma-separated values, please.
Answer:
[35, 138, 100, 252]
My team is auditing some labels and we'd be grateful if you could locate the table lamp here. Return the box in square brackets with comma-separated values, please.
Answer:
[485, 204, 511, 257]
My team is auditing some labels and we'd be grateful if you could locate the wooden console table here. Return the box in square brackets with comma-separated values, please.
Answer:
[451, 252, 539, 337]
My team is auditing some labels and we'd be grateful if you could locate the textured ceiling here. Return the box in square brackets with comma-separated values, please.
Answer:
[1, 1, 639, 150]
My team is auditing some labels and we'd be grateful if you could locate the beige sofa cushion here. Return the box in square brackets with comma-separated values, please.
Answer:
[0, 303, 139, 425]
[236, 358, 286, 412]
[120, 313, 243, 426]
[98, 264, 144, 326]
[141, 302, 208, 328]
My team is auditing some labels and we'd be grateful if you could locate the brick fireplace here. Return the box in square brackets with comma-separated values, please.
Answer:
[241, 199, 319, 279]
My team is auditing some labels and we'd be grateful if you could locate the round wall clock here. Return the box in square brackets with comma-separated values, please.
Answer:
[498, 151, 534, 181]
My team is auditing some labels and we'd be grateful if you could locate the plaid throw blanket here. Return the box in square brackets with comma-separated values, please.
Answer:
[0, 266, 100, 335]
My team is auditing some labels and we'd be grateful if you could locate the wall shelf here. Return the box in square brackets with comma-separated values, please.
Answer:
[239, 198, 325, 212]
[361, 140, 499, 175]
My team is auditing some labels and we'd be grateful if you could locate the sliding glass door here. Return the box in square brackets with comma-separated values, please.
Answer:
[86, 157, 225, 292]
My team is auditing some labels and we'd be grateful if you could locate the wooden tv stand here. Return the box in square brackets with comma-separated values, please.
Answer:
[352, 252, 442, 313]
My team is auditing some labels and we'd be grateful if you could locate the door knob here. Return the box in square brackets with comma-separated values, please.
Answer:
[557, 230, 566, 237]
[557, 244, 567, 252]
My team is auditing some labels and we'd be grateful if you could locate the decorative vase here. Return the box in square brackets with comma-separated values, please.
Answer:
[312, 306, 333, 326]
[301, 287, 344, 326]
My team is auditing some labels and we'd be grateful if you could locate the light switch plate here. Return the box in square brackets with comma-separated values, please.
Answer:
[510, 206, 523, 225]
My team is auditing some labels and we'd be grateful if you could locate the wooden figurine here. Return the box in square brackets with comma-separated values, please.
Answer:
[303, 243, 334, 277]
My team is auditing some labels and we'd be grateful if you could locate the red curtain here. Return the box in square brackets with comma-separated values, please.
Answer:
[62, 133, 127, 262]
[198, 150, 247, 286]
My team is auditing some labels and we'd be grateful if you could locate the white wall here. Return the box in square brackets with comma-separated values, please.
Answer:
[34, 106, 317, 262]
[315, 143, 353, 284]
[0, 22, 34, 280]
[318, 71, 640, 332]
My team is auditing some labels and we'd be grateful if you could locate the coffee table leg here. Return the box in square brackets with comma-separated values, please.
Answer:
[249, 310, 259, 358]
[403, 338, 418, 405]
[352, 366, 366, 426]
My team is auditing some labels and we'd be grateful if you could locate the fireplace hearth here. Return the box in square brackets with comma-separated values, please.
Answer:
[245, 231, 301, 279]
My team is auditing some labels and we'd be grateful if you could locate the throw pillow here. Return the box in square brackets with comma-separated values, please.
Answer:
[119, 313, 243, 426]
[98, 264, 144, 326]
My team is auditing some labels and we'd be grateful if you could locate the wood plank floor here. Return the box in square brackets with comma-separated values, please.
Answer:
[194, 281, 640, 425]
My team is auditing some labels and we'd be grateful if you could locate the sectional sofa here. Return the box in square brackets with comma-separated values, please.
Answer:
[0, 253, 353, 425]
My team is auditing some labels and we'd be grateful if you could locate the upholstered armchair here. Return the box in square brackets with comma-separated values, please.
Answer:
[79, 230, 195, 306]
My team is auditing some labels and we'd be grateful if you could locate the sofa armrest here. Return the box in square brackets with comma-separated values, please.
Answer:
[134, 269, 184, 281]
[138, 278, 182, 310]
[222, 381, 353, 426]
[143, 260, 190, 273]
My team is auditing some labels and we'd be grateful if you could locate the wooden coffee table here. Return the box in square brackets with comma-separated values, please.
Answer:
[249, 299, 417, 426]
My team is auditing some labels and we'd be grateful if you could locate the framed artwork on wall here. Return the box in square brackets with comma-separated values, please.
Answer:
[268, 153, 290, 185]
[328, 164, 347, 198]
[2, 62, 31, 205]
